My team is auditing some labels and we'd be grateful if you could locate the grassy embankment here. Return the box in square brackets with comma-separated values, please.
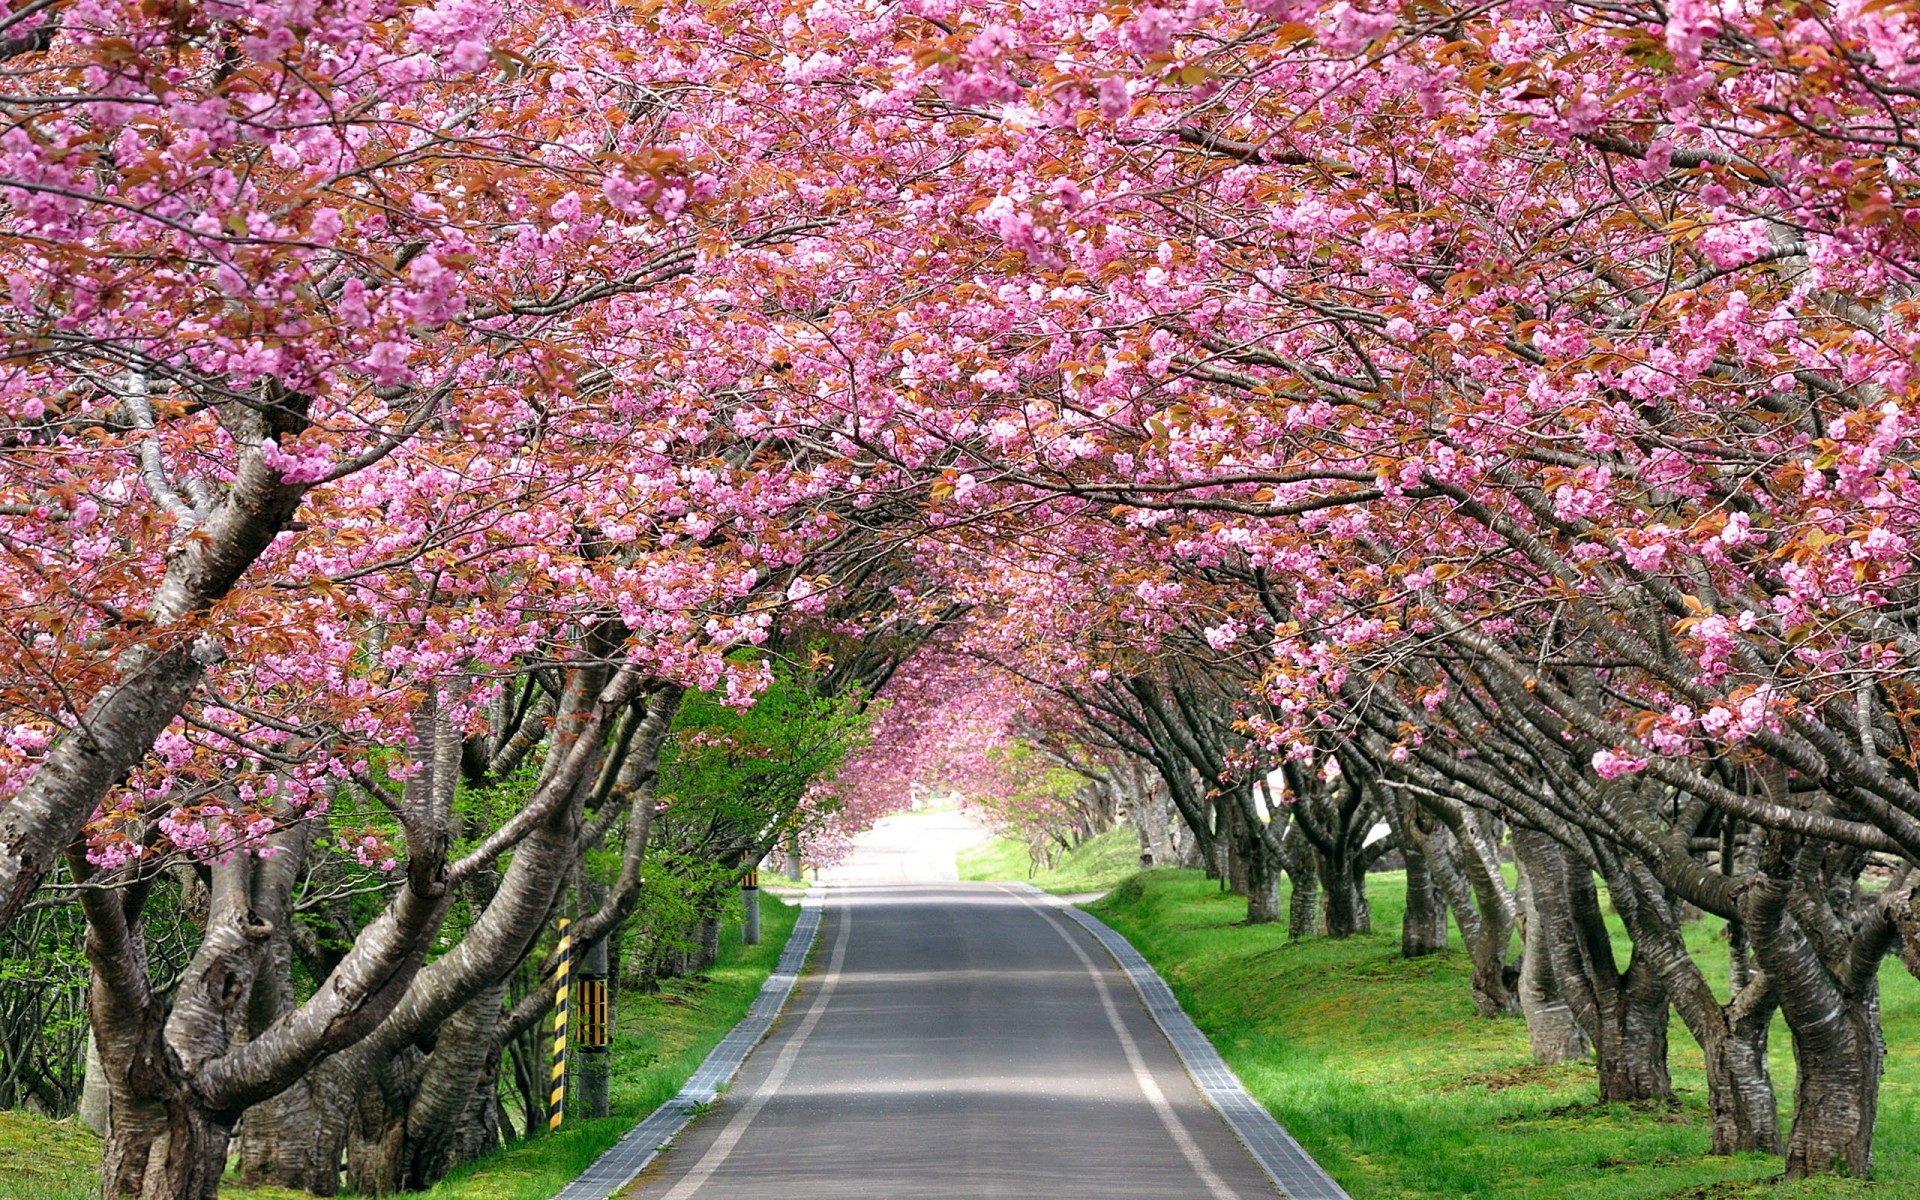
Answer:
[0, 896, 800, 1200]
[957, 826, 1143, 893]
[1050, 860, 1919, 1200]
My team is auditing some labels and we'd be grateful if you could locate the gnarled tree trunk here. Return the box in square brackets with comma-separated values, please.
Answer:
[1740, 841, 1882, 1177]
[1515, 856, 1588, 1063]
[1517, 829, 1671, 1102]
[1287, 846, 1319, 940]
[1387, 794, 1447, 957]
[1434, 808, 1519, 1015]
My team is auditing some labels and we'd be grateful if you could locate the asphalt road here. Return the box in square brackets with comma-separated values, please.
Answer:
[628, 879, 1280, 1199]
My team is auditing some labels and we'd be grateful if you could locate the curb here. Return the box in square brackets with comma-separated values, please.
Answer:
[550, 888, 826, 1200]
[1014, 884, 1352, 1200]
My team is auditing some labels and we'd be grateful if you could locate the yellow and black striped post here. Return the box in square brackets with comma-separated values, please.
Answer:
[548, 917, 572, 1131]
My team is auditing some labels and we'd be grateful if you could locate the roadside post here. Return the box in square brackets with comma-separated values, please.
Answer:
[742, 854, 761, 946]
[577, 894, 611, 1119]
[548, 917, 571, 1131]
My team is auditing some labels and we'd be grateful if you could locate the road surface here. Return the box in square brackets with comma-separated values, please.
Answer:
[627, 874, 1280, 1198]
[816, 806, 990, 884]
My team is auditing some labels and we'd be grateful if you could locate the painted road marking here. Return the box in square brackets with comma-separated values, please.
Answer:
[547, 889, 824, 1200]
[1010, 886, 1246, 1200]
[656, 895, 853, 1199]
[1021, 886, 1352, 1200]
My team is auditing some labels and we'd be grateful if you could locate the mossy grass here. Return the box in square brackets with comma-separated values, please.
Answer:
[1085, 868, 1920, 1200]
[0, 896, 800, 1200]
[957, 826, 1143, 894]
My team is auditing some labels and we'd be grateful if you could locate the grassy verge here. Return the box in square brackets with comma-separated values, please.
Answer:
[1088, 868, 1920, 1200]
[957, 826, 1143, 894]
[0, 896, 801, 1200]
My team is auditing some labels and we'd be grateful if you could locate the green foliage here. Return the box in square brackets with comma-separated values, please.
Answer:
[955, 834, 1028, 881]
[949, 741, 1086, 841]
[0, 899, 802, 1200]
[0, 891, 90, 1114]
[656, 663, 873, 843]
[958, 827, 1144, 894]
[1090, 868, 1920, 1200]
[645, 662, 872, 910]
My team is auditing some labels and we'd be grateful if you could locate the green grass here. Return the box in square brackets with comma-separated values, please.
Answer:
[1089, 868, 1920, 1200]
[0, 1109, 147, 1200]
[0, 897, 800, 1200]
[957, 826, 1144, 893]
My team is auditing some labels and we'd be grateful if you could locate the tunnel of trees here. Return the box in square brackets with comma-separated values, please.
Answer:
[5, 0, 1920, 1193]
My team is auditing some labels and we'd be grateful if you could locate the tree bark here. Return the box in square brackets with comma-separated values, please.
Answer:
[1425, 815, 1515, 1015]
[1741, 848, 1881, 1176]
[1287, 847, 1319, 941]
[1121, 761, 1176, 867]
[1320, 850, 1368, 938]
[1609, 860, 1780, 1152]
[254, 679, 677, 1196]
[1391, 798, 1448, 957]
[346, 983, 508, 1194]
[1244, 828, 1281, 925]
[1515, 858, 1588, 1064]
[1516, 829, 1671, 1102]
[1691, 987, 1782, 1156]
[78, 1031, 108, 1135]
[88, 849, 270, 1200]
[237, 1059, 356, 1195]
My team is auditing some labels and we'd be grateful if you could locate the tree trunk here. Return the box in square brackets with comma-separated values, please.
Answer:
[88, 852, 272, 1199]
[1694, 1008, 1782, 1156]
[1614, 859, 1780, 1155]
[1438, 812, 1519, 1016]
[1519, 831, 1671, 1101]
[78, 1030, 108, 1135]
[1221, 799, 1250, 897]
[1591, 964, 1673, 1104]
[1740, 854, 1881, 1177]
[1782, 993, 1879, 1177]
[1245, 836, 1281, 925]
[343, 1045, 425, 1196]
[1204, 794, 1227, 882]
[99, 1073, 232, 1200]
[1320, 849, 1369, 938]
[344, 982, 508, 1195]
[1288, 848, 1319, 940]
[1516, 862, 1588, 1064]
[237, 1060, 356, 1195]
[241, 675, 670, 1196]
[1381, 789, 1447, 958]
[1120, 764, 1175, 868]
[1399, 831, 1447, 958]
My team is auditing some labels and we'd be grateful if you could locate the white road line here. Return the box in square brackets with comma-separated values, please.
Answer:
[1009, 887, 1243, 1200]
[657, 891, 851, 1199]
